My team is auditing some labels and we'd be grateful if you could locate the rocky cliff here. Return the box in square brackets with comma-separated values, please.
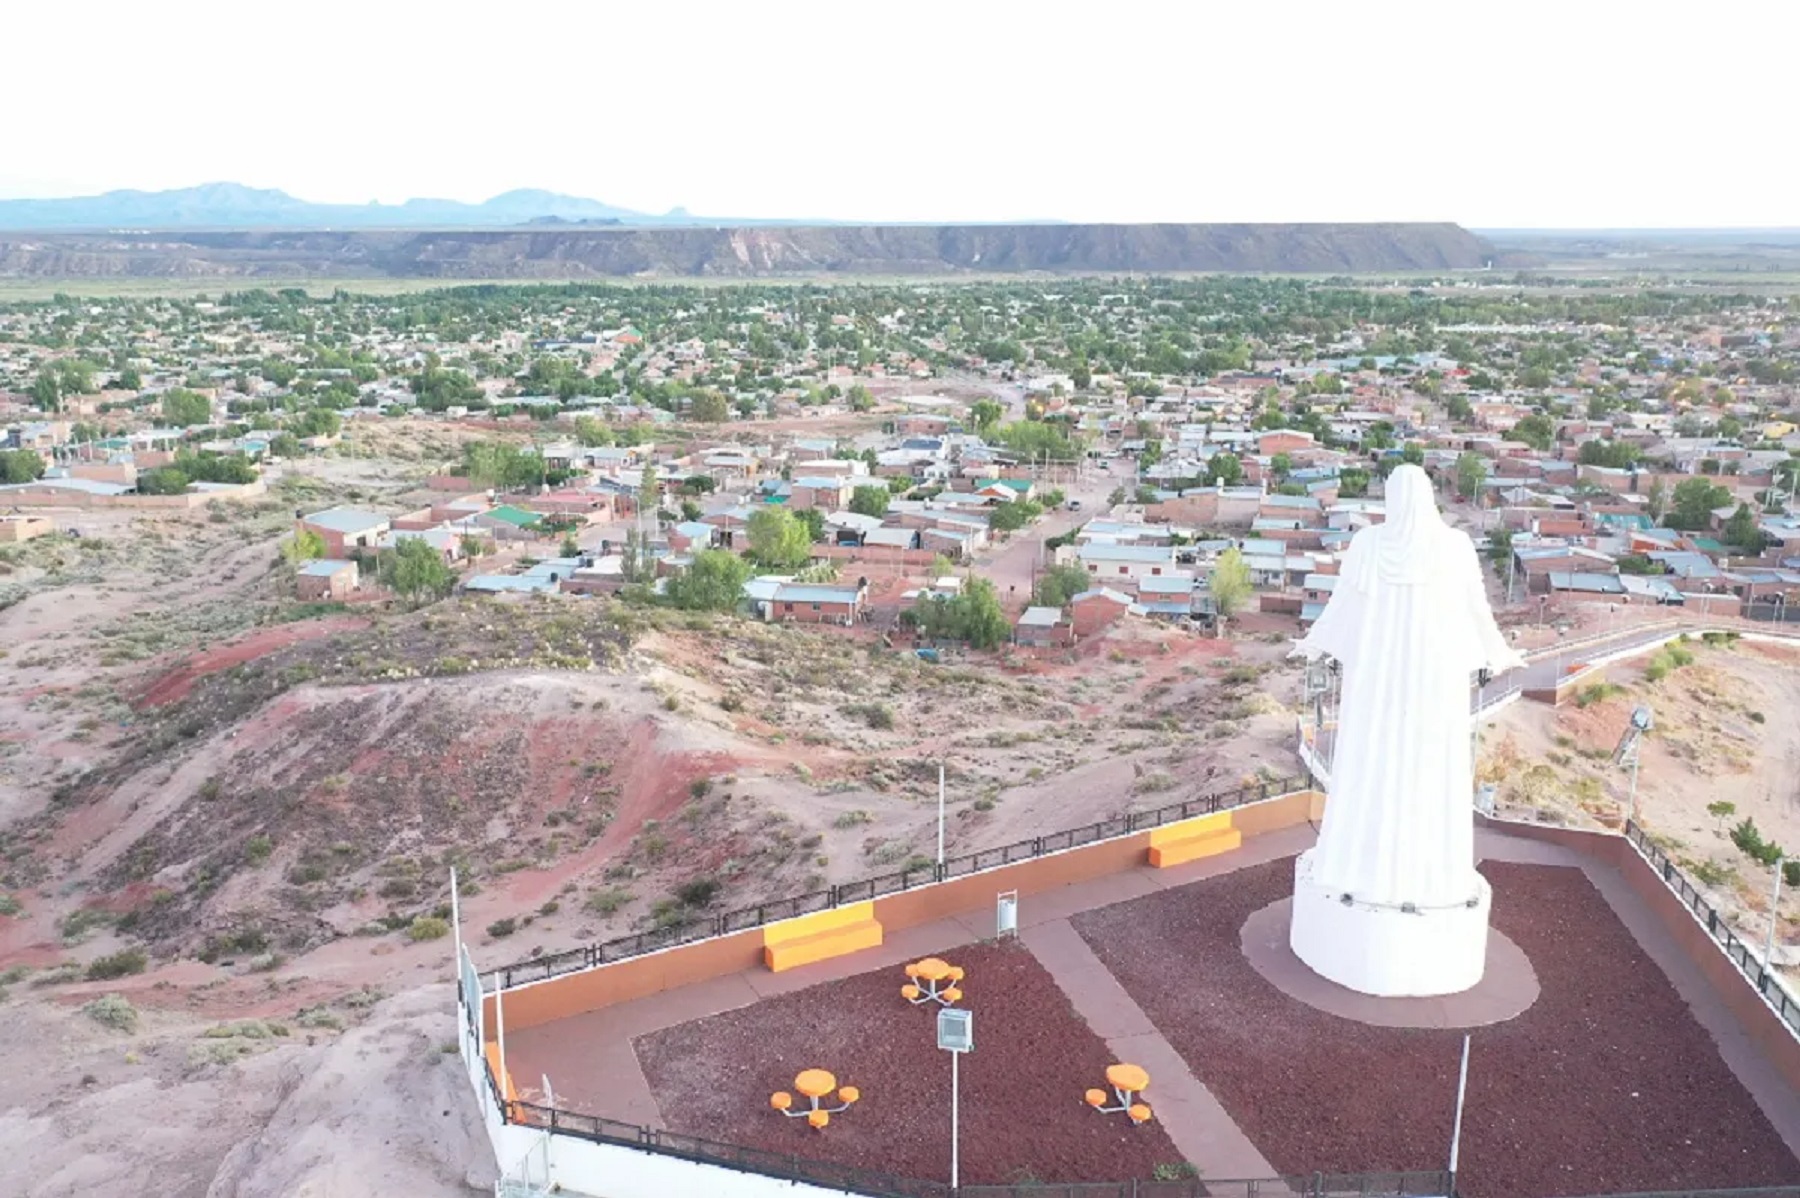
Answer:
[0, 222, 1489, 279]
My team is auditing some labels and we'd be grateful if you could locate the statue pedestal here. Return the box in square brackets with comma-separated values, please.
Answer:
[1288, 850, 1491, 998]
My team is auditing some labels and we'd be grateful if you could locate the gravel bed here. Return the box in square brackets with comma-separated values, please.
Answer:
[636, 939, 1186, 1186]
[1072, 858, 1798, 1197]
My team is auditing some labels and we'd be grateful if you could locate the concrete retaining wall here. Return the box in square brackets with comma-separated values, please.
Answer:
[484, 788, 1322, 1035]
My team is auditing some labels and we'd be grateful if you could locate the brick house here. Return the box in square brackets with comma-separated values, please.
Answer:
[296, 558, 359, 601]
[768, 582, 867, 626]
[1071, 587, 1132, 637]
[299, 506, 390, 557]
[1013, 605, 1070, 646]
[1074, 542, 1177, 587]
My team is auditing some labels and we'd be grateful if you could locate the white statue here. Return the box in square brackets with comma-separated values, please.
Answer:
[1288, 464, 1523, 997]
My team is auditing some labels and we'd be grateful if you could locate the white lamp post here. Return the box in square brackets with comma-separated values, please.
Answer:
[1769, 855, 1787, 980]
[937, 1008, 972, 1189]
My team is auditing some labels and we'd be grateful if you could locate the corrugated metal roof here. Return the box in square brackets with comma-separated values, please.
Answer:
[772, 584, 863, 604]
[302, 506, 389, 535]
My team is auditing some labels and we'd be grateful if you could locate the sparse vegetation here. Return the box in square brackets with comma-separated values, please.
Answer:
[85, 948, 148, 981]
[81, 993, 139, 1032]
[407, 916, 450, 941]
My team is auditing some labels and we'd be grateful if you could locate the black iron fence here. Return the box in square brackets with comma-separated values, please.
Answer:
[1625, 820, 1800, 1038]
[1552, 1190, 1800, 1198]
[960, 1173, 1453, 1197]
[511, 1096, 950, 1197]
[486, 774, 1308, 991]
[508, 1087, 1446, 1198]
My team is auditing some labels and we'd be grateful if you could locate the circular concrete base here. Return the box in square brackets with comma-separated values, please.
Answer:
[1240, 898, 1540, 1029]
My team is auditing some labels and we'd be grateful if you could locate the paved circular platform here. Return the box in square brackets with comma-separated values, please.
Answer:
[1239, 897, 1540, 1028]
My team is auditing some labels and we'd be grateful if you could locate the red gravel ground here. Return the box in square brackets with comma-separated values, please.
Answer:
[131, 615, 370, 707]
[1072, 859, 1799, 1197]
[635, 939, 1187, 1186]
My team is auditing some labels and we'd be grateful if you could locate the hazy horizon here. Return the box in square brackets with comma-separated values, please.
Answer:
[6, 0, 1796, 229]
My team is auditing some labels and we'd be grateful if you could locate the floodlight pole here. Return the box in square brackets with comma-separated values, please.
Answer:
[1769, 855, 1787, 976]
[1447, 1034, 1471, 1183]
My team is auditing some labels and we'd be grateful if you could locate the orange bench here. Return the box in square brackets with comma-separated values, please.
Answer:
[763, 901, 884, 972]
[1147, 812, 1242, 868]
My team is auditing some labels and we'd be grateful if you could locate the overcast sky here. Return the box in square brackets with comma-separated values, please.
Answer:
[6, 0, 1795, 228]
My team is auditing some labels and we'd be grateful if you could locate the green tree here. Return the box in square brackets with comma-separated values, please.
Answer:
[30, 370, 62, 411]
[1487, 528, 1514, 570]
[848, 485, 890, 518]
[1455, 451, 1487, 500]
[1511, 414, 1555, 452]
[116, 367, 142, 392]
[639, 461, 659, 508]
[1444, 394, 1474, 422]
[1208, 547, 1252, 617]
[1070, 361, 1092, 391]
[1270, 452, 1293, 482]
[560, 533, 581, 558]
[1707, 800, 1736, 832]
[747, 506, 812, 568]
[282, 528, 326, 564]
[1578, 440, 1638, 469]
[1645, 477, 1669, 523]
[136, 466, 189, 495]
[795, 506, 825, 543]
[969, 399, 1002, 431]
[1032, 563, 1090, 609]
[0, 449, 45, 484]
[573, 415, 614, 447]
[1669, 477, 1731, 530]
[1206, 452, 1243, 486]
[462, 442, 545, 491]
[386, 537, 456, 600]
[689, 390, 730, 423]
[160, 388, 212, 427]
[175, 450, 257, 484]
[1338, 467, 1370, 497]
[1401, 442, 1426, 467]
[663, 549, 752, 611]
[989, 499, 1043, 533]
[1722, 502, 1765, 552]
[913, 576, 1009, 650]
[290, 408, 342, 439]
[847, 385, 875, 413]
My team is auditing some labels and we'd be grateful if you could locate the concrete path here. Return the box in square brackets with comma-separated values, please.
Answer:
[1023, 916, 1280, 1181]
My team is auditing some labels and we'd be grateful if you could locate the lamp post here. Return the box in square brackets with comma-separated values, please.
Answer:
[937, 762, 946, 867]
[1769, 855, 1787, 980]
[1447, 1035, 1472, 1190]
[937, 1008, 973, 1190]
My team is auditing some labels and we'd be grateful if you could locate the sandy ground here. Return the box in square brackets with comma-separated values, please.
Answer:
[1485, 637, 1800, 966]
[0, 983, 491, 1198]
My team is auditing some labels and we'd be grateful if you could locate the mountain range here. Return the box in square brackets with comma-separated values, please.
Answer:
[0, 182, 701, 230]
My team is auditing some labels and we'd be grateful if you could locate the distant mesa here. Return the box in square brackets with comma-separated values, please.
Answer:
[0, 182, 684, 231]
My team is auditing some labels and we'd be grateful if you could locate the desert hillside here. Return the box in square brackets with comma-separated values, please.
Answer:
[0, 222, 1491, 279]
